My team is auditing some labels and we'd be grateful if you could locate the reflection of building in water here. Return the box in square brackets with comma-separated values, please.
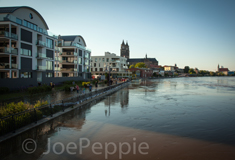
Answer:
[103, 89, 129, 108]
[120, 88, 129, 108]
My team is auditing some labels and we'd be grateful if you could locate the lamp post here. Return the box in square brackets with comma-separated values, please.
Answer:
[105, 65, 111, 86]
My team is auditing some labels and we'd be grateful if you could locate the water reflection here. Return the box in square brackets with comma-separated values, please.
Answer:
[1, 77, 235, 160]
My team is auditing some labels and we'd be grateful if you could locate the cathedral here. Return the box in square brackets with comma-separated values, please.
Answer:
[120, 40, 158, 67]
[120, 40, 130, 59]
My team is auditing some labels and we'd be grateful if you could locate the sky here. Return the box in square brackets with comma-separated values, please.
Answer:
[1, 0, 235, 71]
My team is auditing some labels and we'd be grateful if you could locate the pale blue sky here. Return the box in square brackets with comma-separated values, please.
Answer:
[1, 0, 235, 71]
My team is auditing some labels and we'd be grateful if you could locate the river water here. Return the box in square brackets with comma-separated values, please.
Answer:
[2, 77, 235, 160]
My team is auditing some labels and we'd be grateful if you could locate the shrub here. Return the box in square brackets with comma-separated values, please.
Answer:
[0, 100, 48, 118]
[82, 82, 90, 86]
[27, 85, 52, 94]
[0, 87, 9, 94]
[63, 85, 71, 91]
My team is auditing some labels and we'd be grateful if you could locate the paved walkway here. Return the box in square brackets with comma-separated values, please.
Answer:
[4, 82, 123, 105]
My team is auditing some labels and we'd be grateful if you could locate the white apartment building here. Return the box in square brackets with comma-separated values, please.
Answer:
[0, 6, 91, 89]
[55, 35, 91, 79]
[91, 52, 131, 78]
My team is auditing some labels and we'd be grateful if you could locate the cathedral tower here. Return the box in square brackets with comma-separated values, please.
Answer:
[120, 40, 130, 59]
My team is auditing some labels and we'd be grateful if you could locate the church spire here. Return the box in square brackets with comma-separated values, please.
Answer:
[122, 40, 125, 45]
[126, 40, 128, 46]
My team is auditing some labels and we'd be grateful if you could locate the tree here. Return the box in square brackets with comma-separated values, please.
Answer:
[184, 66, 190, 73]
[210, 72, 215, 76]
[129, 64, 135, 68]
[135, 62, 146, 68]
[188, 68, 196, 74]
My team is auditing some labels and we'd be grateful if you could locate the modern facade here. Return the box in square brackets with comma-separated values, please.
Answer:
[0, 6, 91, 89]
[55, 35, 91, 79]
[91, 52, 131, 78]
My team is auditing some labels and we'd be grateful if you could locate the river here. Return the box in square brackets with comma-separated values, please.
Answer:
[2, 77, 235, 160]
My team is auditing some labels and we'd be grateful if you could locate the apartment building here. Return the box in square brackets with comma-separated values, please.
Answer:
[55, 35, 91, 79]
[0, 6, 91, 89]
[91, 52, 131, 78]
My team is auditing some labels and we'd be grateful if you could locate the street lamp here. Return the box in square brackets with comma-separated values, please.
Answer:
[105, 65, 111, 86]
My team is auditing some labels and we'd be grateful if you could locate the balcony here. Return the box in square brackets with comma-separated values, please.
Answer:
[36, 53, 47, 59]
[61, 60, 77, 64]
[0, 47, 18, 55]
[62, 43, 91, 52]
[11, 63, 18, 69]
[55, 46, 61, 52]
[60, 52, 78, 56]
[55, 68, 60, 71]
[0, 31, 18, 40]
[54, 57, 62, 62]
[21, 49, 32, 56]
[61, 68, 76, 71]
[0, 63, 10, 69]
[36, 40, 47, 47]
[36, 65, 46, 71]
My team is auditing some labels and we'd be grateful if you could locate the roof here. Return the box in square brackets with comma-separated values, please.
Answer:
[60, 35, 87, 46]
[219, 68, 229, 72]
[127, 58, 158, 63]
[0, 6, 49, 29]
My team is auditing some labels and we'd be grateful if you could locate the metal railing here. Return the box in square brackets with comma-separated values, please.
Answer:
[0, 81, 129, 136]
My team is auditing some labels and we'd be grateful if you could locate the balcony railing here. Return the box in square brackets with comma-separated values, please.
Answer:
[36, 65, 46, 71]
[0, 14, 58, 39]
[54, 57, 62, 62]
[60, 68, 76, 71]
[11, 63, 18, 69]
[62, 43, 91, 52]
[0, 63, 10, 69]
[0, 31, 18, 40]
[55, 68, 60, 71]
[62, 60, 76, 63]
[36, 53, 47, 59]
[55, 46, 61, 52]
[21, 49, 32, 56]
[60, 52, 78, 56]
[36, 40, 47, 47]
[0, 47, 18, 54]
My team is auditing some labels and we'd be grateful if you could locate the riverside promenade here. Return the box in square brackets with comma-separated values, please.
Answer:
[0, 81, 130, 143]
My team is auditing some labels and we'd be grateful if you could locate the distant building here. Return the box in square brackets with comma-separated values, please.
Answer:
[91, 52, 131, 78]
[163, 65, 175, 72]
[127, 68, 153, 78]
[127, 54, 158, 67]
[217, 64, 229, 75]
[120, 40, 130, 59]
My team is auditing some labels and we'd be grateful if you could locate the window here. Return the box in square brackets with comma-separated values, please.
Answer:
[99, 58, 101, 61]
[94, 63, 96, 67]
[21, 72, 32, 78]
[78, 57, 82, 64]
[95, 58, 97, 62]
[95, 68, 97, 71]
[46, 61, 53, 70]
[46, 38, 54, 49]
[106, 58, 109, 62]
[16, 18, 22, 25]
[100, 68, 103, 71]
[23, 20, 27, 27]
[46, 73, 53, 77]
[99, 63, 100, 67]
